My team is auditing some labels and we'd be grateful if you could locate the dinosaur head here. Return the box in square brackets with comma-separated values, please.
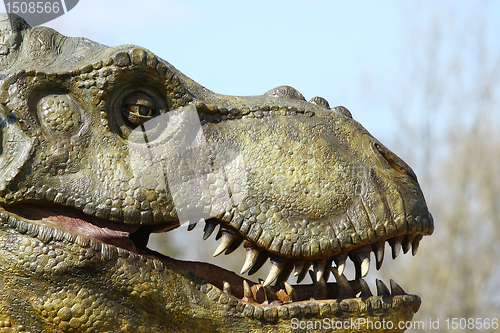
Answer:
[0, 14, 432, 332]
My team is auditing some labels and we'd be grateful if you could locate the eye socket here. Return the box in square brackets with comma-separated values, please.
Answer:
[122, 92, 156, 126]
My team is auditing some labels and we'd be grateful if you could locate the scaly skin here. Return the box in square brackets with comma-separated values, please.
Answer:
[0, 14, 432, 332]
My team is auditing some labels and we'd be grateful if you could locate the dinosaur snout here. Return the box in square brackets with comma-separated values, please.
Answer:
[373, 142, 418, 183]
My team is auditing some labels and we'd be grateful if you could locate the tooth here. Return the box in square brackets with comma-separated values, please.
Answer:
[223, 281, 232, 295]
[315, 277, 328, 300]
[294, 261, 311, 284]
[293, 260, 307, 277]
[402, 234, 415, 254]
[284, 282, 298, 302]
[263, 256, 287, 287]
[313, 259, 326, 282]
[224, 237, 243, 255]
[333, 254, 347, 275]
[187, 221, 197, 231]
[388, 236, 404, 259]
[248, 251, 269, 275]
[213, 230, 238, 257]
[376, 279, 391, 296]
[359, 279, 373, 298]
[293, 260, 311, 283]
[242, 280, 254, 301]
[390, 279, 406, 295]
[253, 283, 265, 303]
[412, 235, 423, 256]
[308, 270, 327, 300]
[349, 246, 371, 278]
[240, 241, 260, 274]
[324, 259, 333, 282]
[264, 285, 277, 303]
[360, 256, 370, 277]
[331, 266, 355, 298]
[372, 241, 385, 270]
[275, 261, 294, 287]
[308, 269, 314, 281]
[316, 283, 328, 301]
[203, 220, 217, 240]
[215, 226, 223, 240]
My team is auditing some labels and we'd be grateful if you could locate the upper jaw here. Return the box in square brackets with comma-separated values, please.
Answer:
[188, 103, 433, 259]
[1, 90, 434, 281]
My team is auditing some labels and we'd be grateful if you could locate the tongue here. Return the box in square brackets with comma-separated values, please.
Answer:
[6, 203, 142, 252]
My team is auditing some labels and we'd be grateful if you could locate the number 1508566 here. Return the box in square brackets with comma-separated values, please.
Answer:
[5, 1, 60, 14]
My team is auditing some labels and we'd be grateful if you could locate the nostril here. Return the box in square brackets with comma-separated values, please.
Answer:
[374, 143, 418, 182]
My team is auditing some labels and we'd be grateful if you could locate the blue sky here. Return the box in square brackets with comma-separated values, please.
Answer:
[1, 1, 406, 135]
[2, 0, 499, 155]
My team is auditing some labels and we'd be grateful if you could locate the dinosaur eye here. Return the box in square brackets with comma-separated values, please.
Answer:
[122, 92, 156, 126]
[126, 104, 153, 117]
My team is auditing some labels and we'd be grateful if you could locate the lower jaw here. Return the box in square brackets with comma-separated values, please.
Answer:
[144, 249, 423, 322]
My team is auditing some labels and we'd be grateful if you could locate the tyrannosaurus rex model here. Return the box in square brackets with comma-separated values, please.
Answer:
[0, 14, 433, 332]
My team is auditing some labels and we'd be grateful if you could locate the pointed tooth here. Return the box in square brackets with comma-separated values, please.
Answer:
[376, 279, 391, 296]
[213, 230, 238, 257]
[388, 236, 404, 259]
[324, 259, 333, 282]
[354, 246, 371, 277]
[187, 221, 197, 231]
[412, 234, 423, 256]
[313, 259, 326, 283]
[223, 281, 232, 295]
[360, 256, 370, 277]
[240, 241, 260, 274]
[372, 241, 385, 270]
[275, 261, 294, 287]
[308, 269, 316, 284]
[295, 261, 311, 284]
[284, 282, 298, 302]
[331, 266, 355, 298]
[402, 234, 415, 254]
[390, 279, 406, 295]
[333, 254, 347, 276]
[312, 277, 327, 300]
[337, 262, 345, 276]
[349, 245, 371, 279]
[359, 279, 373, 298]
[224, 237, 243, 255]
[310, 262, 328, 300]
[263, 256, 287, 287]
[293, 260, 307, 277]
[203, 221, 217, 240]
[215, 226, 223, 240]
[243, 280, 254, 301]
[240, 253, 259, 275]
[248, 252, 269, 276]
[256, 283, 267, 304]
[264, 285, 277, 303]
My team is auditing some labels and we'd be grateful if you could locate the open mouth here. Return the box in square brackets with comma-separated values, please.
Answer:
[1, 201, 428, 313]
